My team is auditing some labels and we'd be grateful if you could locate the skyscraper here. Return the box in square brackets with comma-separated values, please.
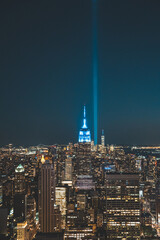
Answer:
[55, 186, 67, 229]
[38, 160, 55, 232]
[15, 164, 25, 194]
[105, 173, 140, 239]
[101, 129, 105, 146]
[76, 106, 93, 177]
[14, 164, 27, 221]
[78, 106, 91, 143]
[62, 156, 72, 186]
[64, 156, 72, 180]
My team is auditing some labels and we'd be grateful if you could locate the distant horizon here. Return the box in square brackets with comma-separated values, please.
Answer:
[2, 141, 160, 148]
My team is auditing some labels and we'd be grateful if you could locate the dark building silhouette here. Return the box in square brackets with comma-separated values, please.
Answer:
[38, 160, 55, 232]
[14, 164, 27, 222]
[105, 173, 140, 239]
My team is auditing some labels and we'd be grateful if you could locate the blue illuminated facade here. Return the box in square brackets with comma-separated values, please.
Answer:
[78, 106, 91, 143]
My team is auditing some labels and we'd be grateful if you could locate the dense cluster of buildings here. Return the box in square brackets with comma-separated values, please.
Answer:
[0, 107, 160, 239]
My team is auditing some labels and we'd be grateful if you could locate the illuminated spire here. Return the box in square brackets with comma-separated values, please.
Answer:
[82, 105, 87, 129]
[78, 105, 91, 143]
[84, 105, 86, 118]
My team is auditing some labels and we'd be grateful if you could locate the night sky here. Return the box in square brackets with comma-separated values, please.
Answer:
[1, 0, 160, 146]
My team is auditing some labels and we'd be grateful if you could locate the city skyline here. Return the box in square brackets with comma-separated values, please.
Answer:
[1, 0, 160, 146]
[1, 1, 160, 239]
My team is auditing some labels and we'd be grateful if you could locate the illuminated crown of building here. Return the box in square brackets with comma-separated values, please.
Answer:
[41, 154, 45, 164]
[15, 164, 25, 173]
[78, 105, 91, 143]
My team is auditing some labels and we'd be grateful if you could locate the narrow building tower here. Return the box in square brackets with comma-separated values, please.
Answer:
[101, 129, 105, 146]
[78, 106, 91, 143]
[38, 160, 55, 232]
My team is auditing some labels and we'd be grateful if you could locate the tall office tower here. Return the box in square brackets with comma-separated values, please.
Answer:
[38, 160, 55, 232]
[56, 148, 66, 186]
[75, 144, 92, 176]
[147, 156, 156, 182]
[62, 156, 72, 186]
[74, 106, 93, 185]
[101, 129, 105, 146]
[105, 173, 140, 239]
[15, 164, 25, 194]
[75, 142, 92, 176]
[14, 164, 27, 221]
[99, 129, 106, 154]
[78, 106, 91, 143]
[64, 156, 72, 181]
[55, 187, 67, 229]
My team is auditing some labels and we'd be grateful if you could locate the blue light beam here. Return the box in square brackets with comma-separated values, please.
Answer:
[92, 0, 98, 145]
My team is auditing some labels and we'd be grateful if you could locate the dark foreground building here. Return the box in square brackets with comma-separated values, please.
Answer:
[105, 173, 140, 239]
[38, 160, 55, 232]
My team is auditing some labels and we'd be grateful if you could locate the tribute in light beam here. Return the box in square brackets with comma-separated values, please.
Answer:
[92, 0, 98, 145]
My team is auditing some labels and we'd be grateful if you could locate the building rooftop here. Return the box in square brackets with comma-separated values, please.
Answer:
[15, 164, 24, 173]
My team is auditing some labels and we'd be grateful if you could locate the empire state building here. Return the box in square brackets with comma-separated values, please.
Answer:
[78, 106, 91, 143]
